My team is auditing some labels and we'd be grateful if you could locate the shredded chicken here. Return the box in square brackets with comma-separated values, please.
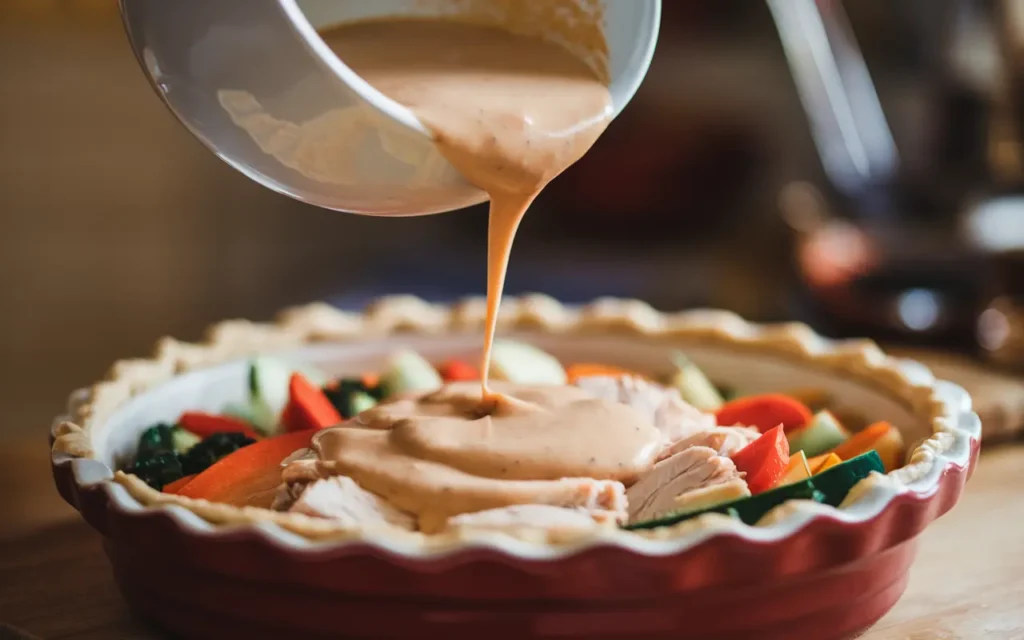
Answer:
[574, 374, 717, 446]
[287, 476, 417, 531]
[626, 446, 743, 522]
[546, 477, 629, 515]
[657, 426, 761, 459]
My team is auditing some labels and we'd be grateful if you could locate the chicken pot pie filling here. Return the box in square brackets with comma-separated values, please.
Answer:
[51, 297, 970, 547]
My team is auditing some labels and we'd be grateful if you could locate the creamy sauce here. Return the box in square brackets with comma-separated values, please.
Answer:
[305, 19, 645, 529]
[310, 382, 660, 531]
[322, 19, 613, 393]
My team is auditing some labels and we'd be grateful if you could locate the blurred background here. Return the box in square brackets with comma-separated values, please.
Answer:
[3, 0, 1024, 442]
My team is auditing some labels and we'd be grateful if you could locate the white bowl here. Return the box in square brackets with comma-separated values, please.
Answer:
[118, 0, 661, 216]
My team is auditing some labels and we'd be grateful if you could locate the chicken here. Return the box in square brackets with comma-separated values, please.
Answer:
[287, 476, 418, 531]
[574, 375, 716, 446]
[657, 426, 761, 459]
[626, 446, 743, 523]
[445, 504, 621, 535]
[551, 477, 629, 514]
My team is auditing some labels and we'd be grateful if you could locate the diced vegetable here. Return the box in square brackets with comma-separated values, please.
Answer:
[323, 378, 382, 418]
[162, 474, 196, 494]
[566, 362, 643, 384]
[136, 423, 176, 460]
[488, 340, 567, 385]
[178, 411, 262, 441]
[247, 357, 329, 435]
[665, 352, 724, 411]
[283, 373, 343, 432]
[715, 393, 813, 433]
[220, 401, 260, 426]
[176, 429, 317, 506]
[171, 427, 202, 454]
[828, 421, 904, 472]
[774, 450, 812, 488]
[179, 432, 257, 475]
[361, 372, 381, 389]
[125, 451, 184, 491]
[439, 359, 480, 382]
[627, 449, 884, 530]
[127, 421, 257, 490]
[729, 425, 790, 494]
[787, 410, 849, 458]
[808, 452, 842, 474]
[348, 391, 378, 416]
[811, 450, 885, 506]
[380, 350, 444, 396]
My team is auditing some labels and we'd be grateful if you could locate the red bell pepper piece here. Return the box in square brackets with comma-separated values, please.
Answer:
[283, 372, 343, 432]
[438, 359, 479, 382]
[178, 411, 262, 441]
[715, 393, 813, 433]
[730, 425, 790, 494]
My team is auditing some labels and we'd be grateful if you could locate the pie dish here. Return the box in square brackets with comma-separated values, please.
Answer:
[50, 295, 981, 640]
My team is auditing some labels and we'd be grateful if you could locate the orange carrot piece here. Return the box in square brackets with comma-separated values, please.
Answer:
[438, 359, 479, 382]
[176, 429, 316, 506]
[808, 452, 842, 474]
[283, 372, 343, 433]
[566, 363, 644, 383]
[163, 474, 196, 494]
[178, 411, 262, 441]
[730, 425, 790, 494]
[828, 421, 892, 459]
[715, 393, 813, 433]
[361, 372, 380, 389]
[828, 421, 904, 471]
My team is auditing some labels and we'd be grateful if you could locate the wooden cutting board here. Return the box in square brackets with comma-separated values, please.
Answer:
[1, 438, 1022, 639]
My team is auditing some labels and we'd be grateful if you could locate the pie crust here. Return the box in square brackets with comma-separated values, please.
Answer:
[50, 295, 979, 550]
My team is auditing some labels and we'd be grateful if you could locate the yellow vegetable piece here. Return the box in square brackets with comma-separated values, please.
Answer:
[809, 452, 842, 474]
[773, 450, 811, 488]
[672, 479, 751, 515]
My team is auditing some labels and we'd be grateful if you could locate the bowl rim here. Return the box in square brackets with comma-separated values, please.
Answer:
[50, 295, 981, 560]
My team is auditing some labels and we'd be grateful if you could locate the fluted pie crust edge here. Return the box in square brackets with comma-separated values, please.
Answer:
[50, 295, 974, 549]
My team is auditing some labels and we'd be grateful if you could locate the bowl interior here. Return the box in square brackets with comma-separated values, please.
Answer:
[94, 332, 929, 471]
[293, 0, 659, 117]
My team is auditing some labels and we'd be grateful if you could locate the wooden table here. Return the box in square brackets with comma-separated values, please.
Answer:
[2, 440, 1022, 639]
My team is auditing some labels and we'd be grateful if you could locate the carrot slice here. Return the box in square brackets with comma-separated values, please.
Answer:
[283, 372, 343, 432]
[178, 412, 262, 441]
[566, 363, 644, 383]
[163, 474, 197, 494]
[730, 424, 790, 494]
[828, 421, 904, 471]
[438, 359, 479, 382]
[361, 372, 380, 389]
[715, 393, 813, 433]
[176, 429, 316, 506]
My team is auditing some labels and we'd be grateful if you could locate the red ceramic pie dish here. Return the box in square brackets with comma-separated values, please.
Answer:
[49, 296, 981, 640]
